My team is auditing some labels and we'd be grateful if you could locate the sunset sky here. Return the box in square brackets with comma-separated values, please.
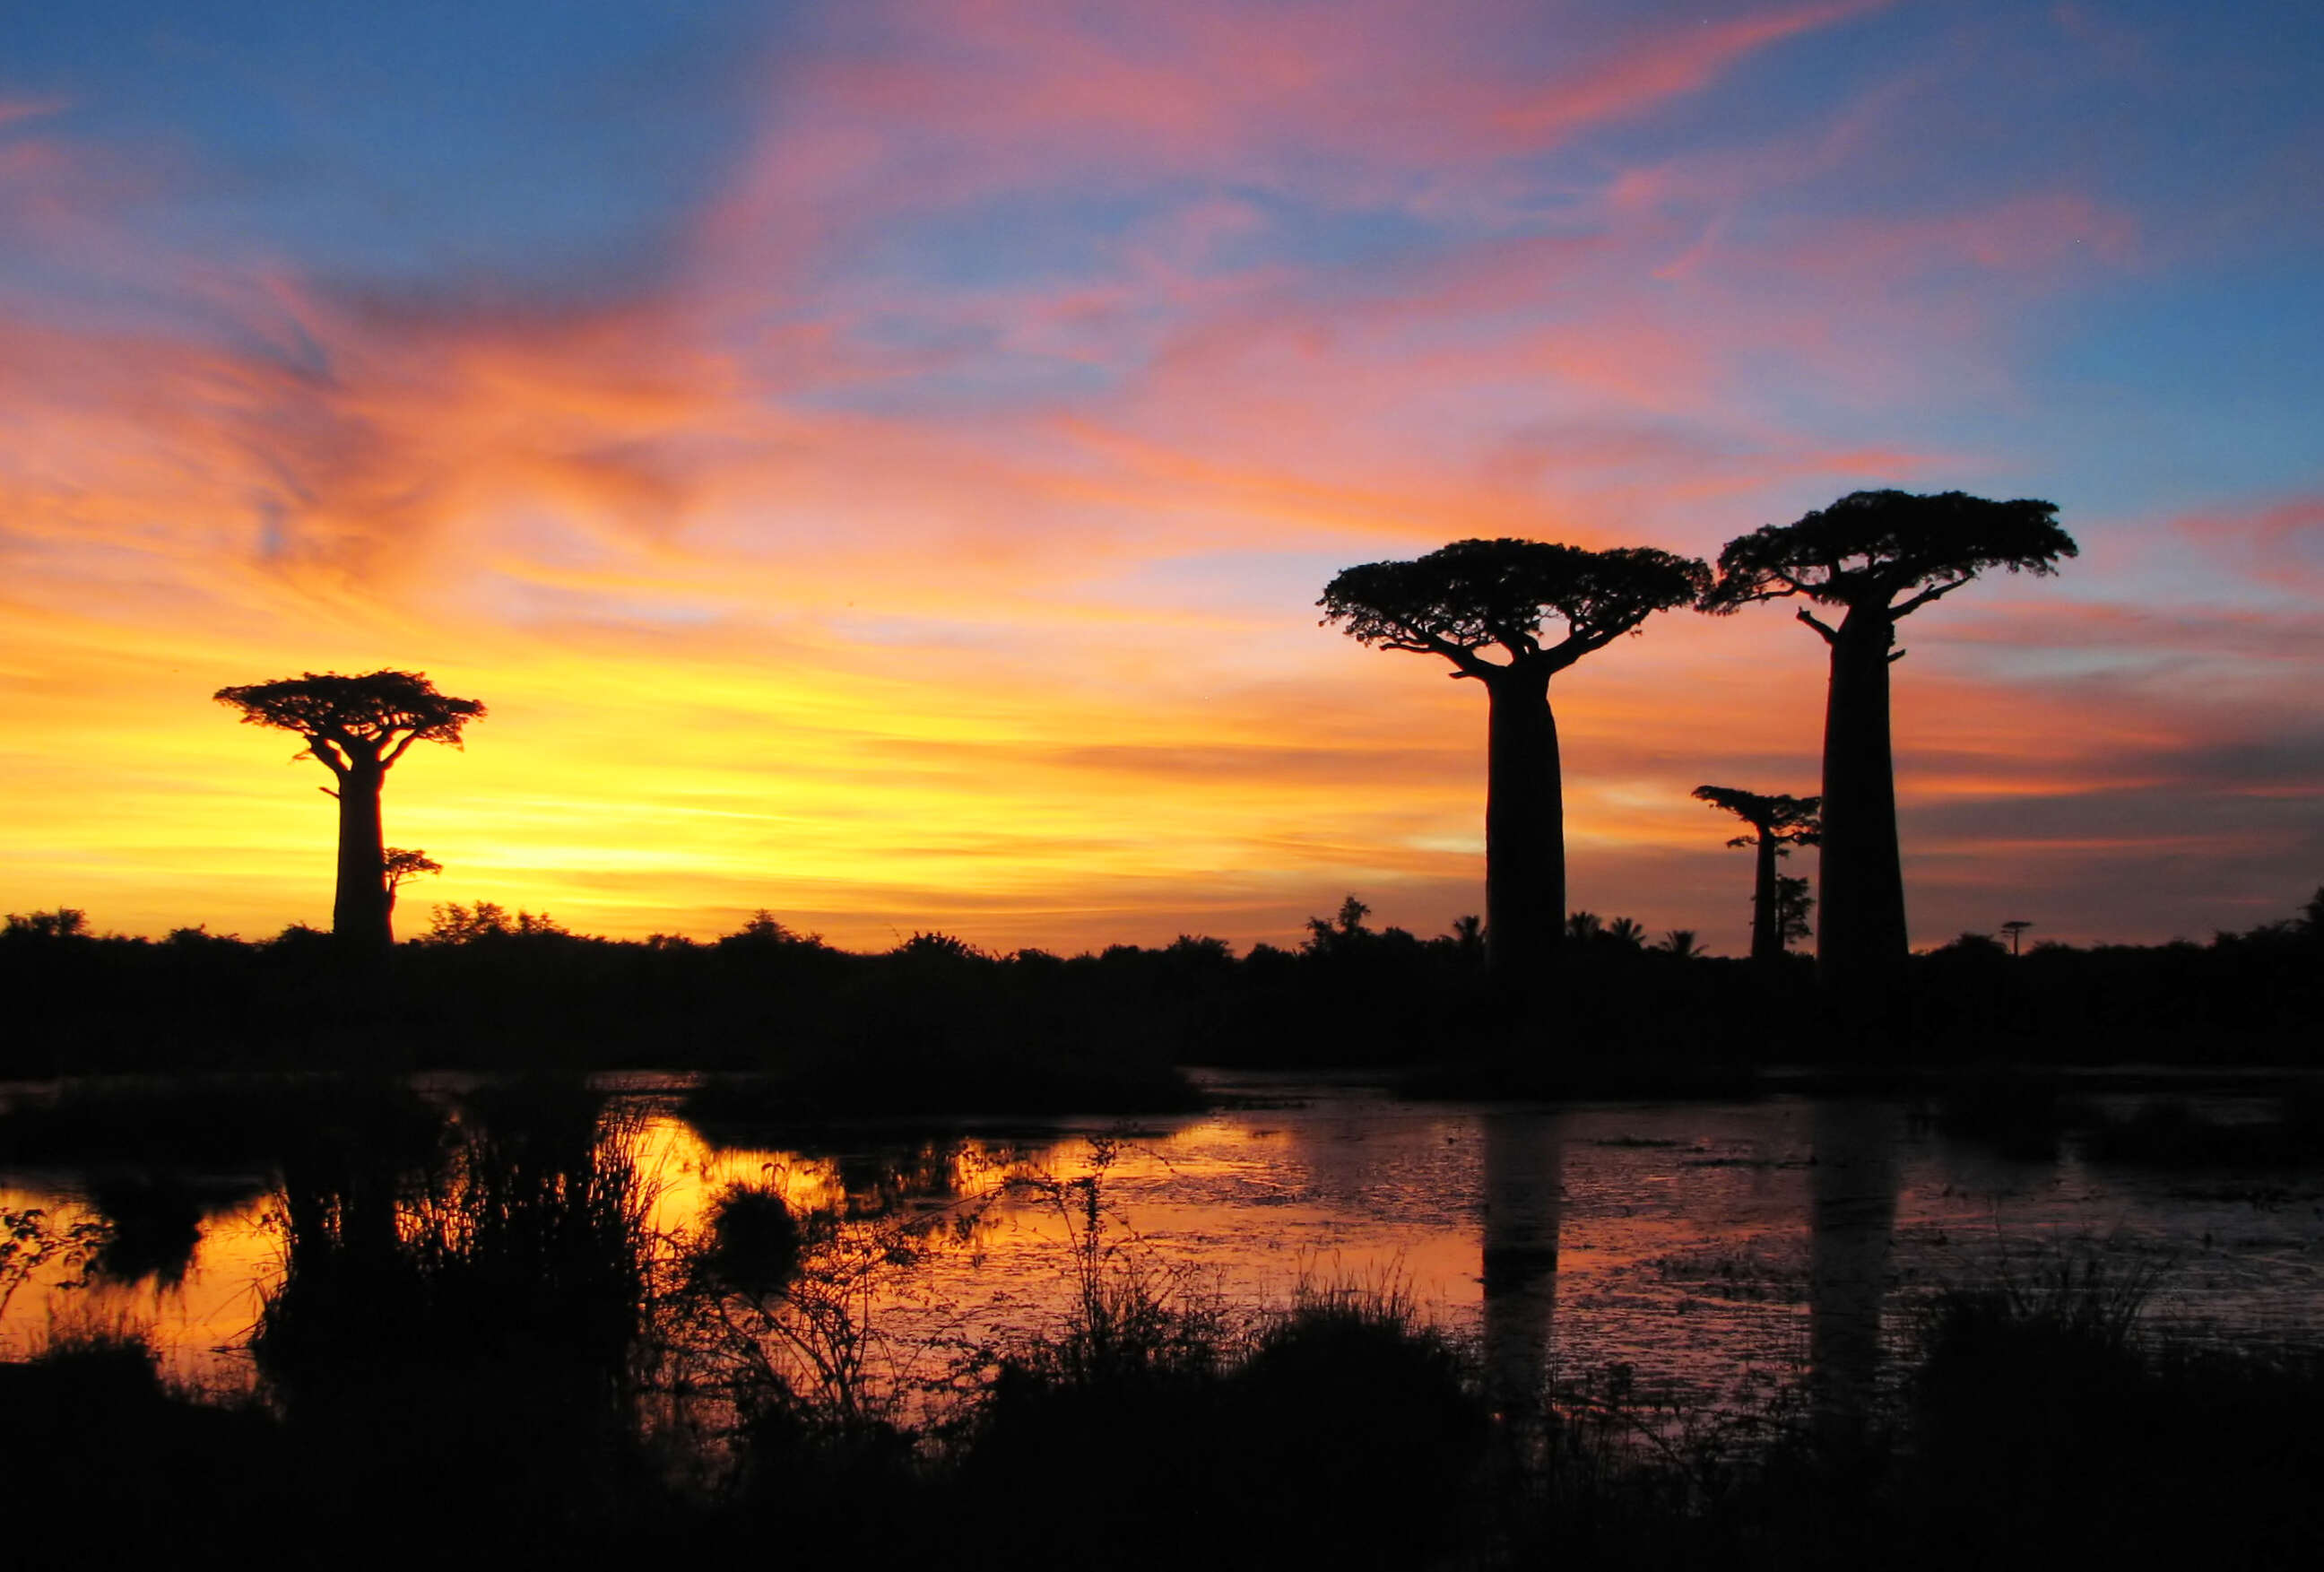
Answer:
[3, 0, 2318, 954]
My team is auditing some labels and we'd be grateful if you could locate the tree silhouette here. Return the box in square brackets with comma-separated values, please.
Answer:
[214, 671, 486, 952]
[1693, 786, 1822, 969]
[1656, 929, 1702, 960]
[382, 848, 442, 924]
[1321, 540, 1708, 972]
[1702, 491, 2073, 999]
[1999, 919, 2034, 956]
[1448, 914, 1485, 962]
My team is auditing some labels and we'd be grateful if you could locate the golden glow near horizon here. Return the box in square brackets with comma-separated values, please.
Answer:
[4, 1, 2319, 953]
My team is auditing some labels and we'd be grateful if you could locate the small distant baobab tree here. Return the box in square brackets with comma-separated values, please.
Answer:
[1701, 491, 2074, 1000]
[1321, 539, 1709, 973]
[1693, 786, 1822, 969]
[214, 671, 487, 952]
[383, 848, 443, 925]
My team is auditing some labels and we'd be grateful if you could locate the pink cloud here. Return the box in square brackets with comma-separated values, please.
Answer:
[0, 95, 67, 129]
[1494, 2, 1883, 142]
[698, 0, 1882, 275]
[2171, 495, 2324, 590]
[1779, 192, 2141, 282]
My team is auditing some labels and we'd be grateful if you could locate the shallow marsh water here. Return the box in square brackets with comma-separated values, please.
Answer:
[4, 1070, 2320, 1414]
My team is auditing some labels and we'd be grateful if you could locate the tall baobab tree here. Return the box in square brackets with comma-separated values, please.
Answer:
[1321, 539, 1708, 973]
[214, 671, 486, 952]
[1693, 786, 1822, 968]
[1701, 491, 2074, 1000]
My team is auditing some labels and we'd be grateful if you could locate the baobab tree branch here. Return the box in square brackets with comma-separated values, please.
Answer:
[302, 734, 351, 775]
[1893, 575, 1976, 618]
[1796, 609, 1839, 643]
[1378, 630, 1486, 669]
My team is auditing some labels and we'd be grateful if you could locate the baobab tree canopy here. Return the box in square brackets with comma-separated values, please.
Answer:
[1692, 786, 1822, 847]
[213, 670, 487, 774]
[1700, 491, 2075, 624]
[1321, 539, 1711, 673]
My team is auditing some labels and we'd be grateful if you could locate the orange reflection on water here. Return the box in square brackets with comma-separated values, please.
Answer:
[6, 1077, 2320, 1420]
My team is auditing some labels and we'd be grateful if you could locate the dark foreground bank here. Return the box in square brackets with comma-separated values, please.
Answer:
[4, 1229, 2317, 1568]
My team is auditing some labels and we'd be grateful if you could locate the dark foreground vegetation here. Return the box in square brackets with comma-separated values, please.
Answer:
[4, 887, 2319, 1101]
[3, 1086, 2316, 1568]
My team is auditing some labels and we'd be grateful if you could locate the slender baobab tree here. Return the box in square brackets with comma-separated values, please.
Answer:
[1322, 539, 1708, 973]
[382, 848, 443, 925]
[1693, 786, 1822, 969]
[215, 671, 486, 952]
[1701, 492, 2073, 999]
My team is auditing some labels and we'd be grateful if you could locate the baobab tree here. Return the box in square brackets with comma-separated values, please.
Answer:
[1701, 491, 2074, 999]
[383, 848, 443, 925]
[214, 671, 487, 952]
[1693, 786, 1822, 969]
[1321, 539, 1709, 973]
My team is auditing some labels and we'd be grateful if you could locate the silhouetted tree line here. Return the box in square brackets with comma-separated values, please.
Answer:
[22, 488, 2296, 1083]
[203, 494, 2071, 1002]
[5, 884, 2316, 1085]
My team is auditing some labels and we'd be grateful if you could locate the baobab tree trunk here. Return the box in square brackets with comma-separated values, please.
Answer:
[1817, 611, 1909, 1001]
[1750, 829, 1782, 968]
[334, 761, 393, 953]
[1484, 664, 1563, 975]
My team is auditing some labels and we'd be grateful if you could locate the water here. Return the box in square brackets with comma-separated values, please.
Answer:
[5, 1070, 2321, 1413]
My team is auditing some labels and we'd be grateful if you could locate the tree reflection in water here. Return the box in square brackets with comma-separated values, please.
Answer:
[1480, 1111, 1563, 1422]
[1807, 1099, 1901, 1451]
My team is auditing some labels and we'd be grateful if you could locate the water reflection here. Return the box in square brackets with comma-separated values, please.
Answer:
[1480, 1112, 1562, 1417]
[5, 1076, 2322, 1418]
[1807, 1099, 1901, 1446]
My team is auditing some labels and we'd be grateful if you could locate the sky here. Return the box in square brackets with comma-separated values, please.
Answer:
[2, 0, 2319, 955]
